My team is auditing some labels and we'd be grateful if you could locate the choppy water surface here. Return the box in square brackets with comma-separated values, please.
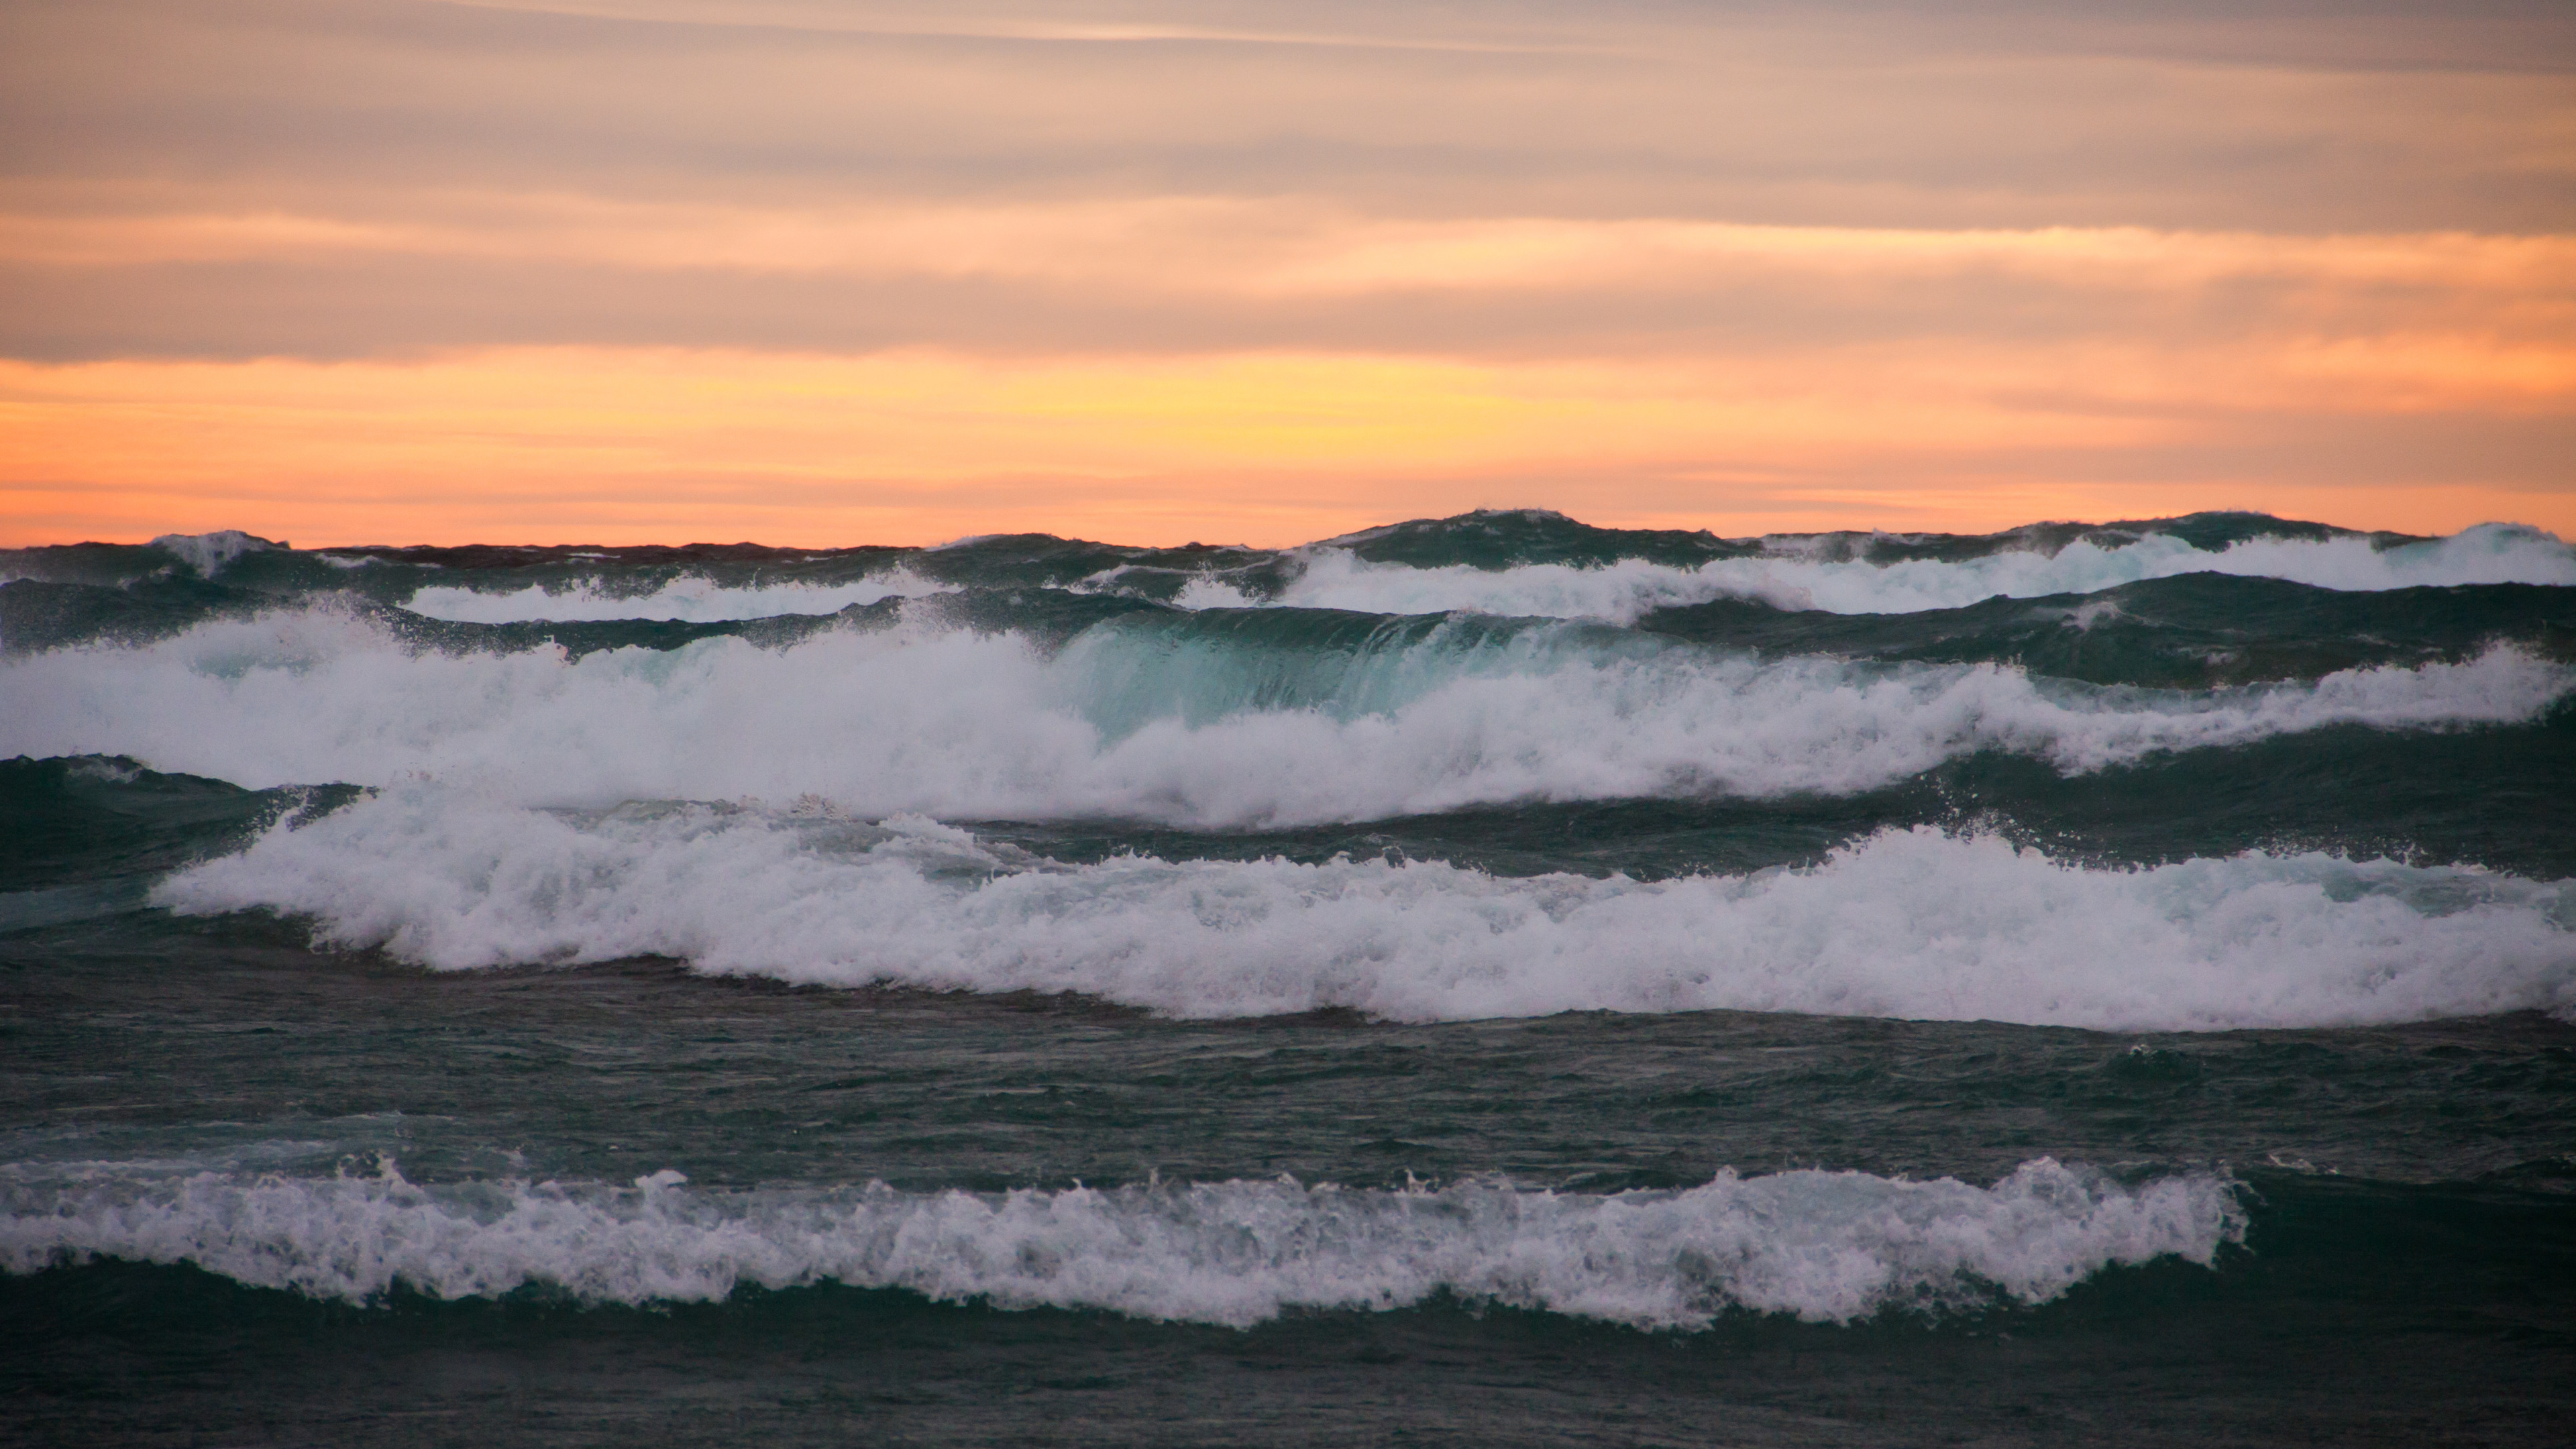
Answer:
[4, 510, 2572, 1444]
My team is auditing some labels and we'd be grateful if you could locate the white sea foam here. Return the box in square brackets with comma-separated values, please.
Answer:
[154, 800, 2576, 1029]
[3, 611, 2562, 826]
[148, 530, 284, 578]
[0, 1157, 2243, 1328]
[402, 570, 948, 623]
[1197, 524, 2576, 621]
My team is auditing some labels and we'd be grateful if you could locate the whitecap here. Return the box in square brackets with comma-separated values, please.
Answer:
[402, 568, 949, 623]
[0, 1157, 2244, 1329]
[155, 800, 2576, 1030]
[147, 530, 284, 578]
[4, 610, 2562, 826]
[1238, 524, 2576, 622]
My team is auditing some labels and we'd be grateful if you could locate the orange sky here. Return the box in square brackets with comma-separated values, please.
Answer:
[3, 0, 2571, 547]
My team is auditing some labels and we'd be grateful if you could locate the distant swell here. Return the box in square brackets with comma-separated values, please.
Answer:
[1199, 524, 2576, 621]
[0, 1159, 2245, 1330]
[402, 572, 949, 623]
[4, 609, 2563, 826]
[155, 801, 2576, 1029]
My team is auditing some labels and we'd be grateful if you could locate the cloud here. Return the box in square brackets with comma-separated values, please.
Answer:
[7, 0, 2573, 229]
[5, 191, 2571, 378]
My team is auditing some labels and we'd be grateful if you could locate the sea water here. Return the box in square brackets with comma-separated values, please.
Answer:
[3, 509, 2571, 1444]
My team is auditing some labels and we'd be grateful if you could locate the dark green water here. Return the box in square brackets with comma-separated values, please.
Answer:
[4, 511, 2573, 1444]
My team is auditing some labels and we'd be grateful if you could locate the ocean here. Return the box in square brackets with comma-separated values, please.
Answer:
[3, 508, 2572, 1445]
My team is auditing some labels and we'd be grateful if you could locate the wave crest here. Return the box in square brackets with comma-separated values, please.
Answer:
[0, 1159, 2245, 1330]
[1203, 524, 2576, 622]
[402, 570, 949, 623]
[6, 609, 2562, 824]
[155, 803, 2576, 1029]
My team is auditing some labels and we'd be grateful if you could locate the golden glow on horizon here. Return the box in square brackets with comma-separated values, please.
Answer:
[5, 341, 2569, 547]
[4, 206, 2569, 548]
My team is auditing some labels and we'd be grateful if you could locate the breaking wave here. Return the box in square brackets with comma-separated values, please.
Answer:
[4, 609, 2562, 826]
[154, 798, 2576, 1029]
[1199, 524, 2576, 622]
[402, 571, 949, 624]
[0, 1158, 2245, 1330]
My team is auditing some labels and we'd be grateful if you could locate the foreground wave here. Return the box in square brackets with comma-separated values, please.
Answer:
[0, 1158, 2243, 1330]
[155, 796, 2576, 1029]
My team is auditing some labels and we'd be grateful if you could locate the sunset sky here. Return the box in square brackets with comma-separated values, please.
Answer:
[3, 0, 2571, 546]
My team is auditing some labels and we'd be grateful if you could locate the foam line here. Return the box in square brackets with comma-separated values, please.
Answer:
[402, 570, 949, 623]
[1185, 525, 2576, 621]
[5, 610, 2563, 826]
[154, 802, 2576, 1029]
[0, 1158, 2244, 1329]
